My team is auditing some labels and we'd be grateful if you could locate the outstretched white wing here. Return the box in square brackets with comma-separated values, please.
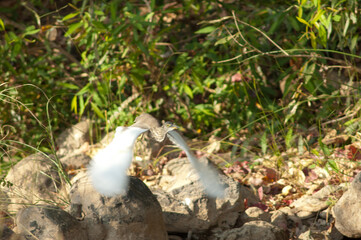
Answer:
[88, 126, 148, 196]
[167, 130, 225, 198]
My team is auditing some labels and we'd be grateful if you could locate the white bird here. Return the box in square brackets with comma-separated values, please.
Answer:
[87, 126, 148, 196]
[165, 125, 225, 198]
[88, 113, 225, 198]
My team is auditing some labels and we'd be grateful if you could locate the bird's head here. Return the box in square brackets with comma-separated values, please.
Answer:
[162, 121, 178, 132]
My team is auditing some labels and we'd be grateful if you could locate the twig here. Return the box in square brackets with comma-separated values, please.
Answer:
[322, 103, 361, 127]
[232, 11, 289, 56]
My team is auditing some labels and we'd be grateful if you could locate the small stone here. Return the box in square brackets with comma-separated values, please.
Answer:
[210, 221, 287, 240]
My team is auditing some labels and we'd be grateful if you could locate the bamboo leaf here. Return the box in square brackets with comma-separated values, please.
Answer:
[261, 132, 267, 155]
[65, 21, 83, 37]
[62, 12, 80, 21]
[91, 102, 105, 119]
[183, 83, 194, 99]
[296, 16, 310, 27]
[71, 96, 77, 114]
[0, 18, 5, 31]
[285, 128, 293, 149]
[195, 26, 216, 34]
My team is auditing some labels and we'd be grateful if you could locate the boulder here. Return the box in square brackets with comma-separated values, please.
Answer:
[2, 153, 68, 213]
[68, 170, 168, 240]
[152, 157, 258, 233]
[56, 119, 90, 157]
[15, 205, 87, 240]
[333, 172, 361, 238]
[59, 153, 91, 170]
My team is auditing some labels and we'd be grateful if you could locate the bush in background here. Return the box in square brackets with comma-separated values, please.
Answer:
[0, 0, 360, 164]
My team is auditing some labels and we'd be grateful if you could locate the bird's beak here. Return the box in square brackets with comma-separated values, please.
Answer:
[164, 121, 179, 131]
[170, 125, 178, 131]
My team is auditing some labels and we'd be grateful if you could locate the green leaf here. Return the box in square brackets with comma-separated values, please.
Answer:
[23, 26, 40, 36]
[150, 0, 155, 9]
[289, 17, 300, 31]
[91, 102, 105, 119]
[183, 83, 194, 99]
[311, 9, 325, 25]
[326, 159, 339, 172]
[285, 100, 299, 124]
[310, 32, 317, 49]
[298, 6, 303, 18]
[192, 72, 204, 92]
[0, 18, 4, 31]
[94, 10, 104, 16]
[332, 14, 341, 22]
[215, 35, 232, 45]
[319, 137, 331, 156]
[79, 96, 86, 116]
[304, 62, 316, 85]
[65, 21, 83, 37]
[110, 1, 117, 21]
[260, 132, 267, 155]
[343, 16, 349, 36]
[92, 91, 104, 107]
[145, 12, 155, 21]
[195, 26, 216, 34]
[285, 128, 293, 149]
[318, 25, 327, 47]
[62, 12, 80, 21]
[350, 35, 359, 52]
[296, 16, 310, 27]
[195, 105, 215, 117]
[71, 96, 78, 114]
[76, 83, 91, 96]
[58, 82, 79, 90]
[326, 14, 333, 38]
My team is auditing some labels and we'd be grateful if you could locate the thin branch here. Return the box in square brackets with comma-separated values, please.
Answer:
[232, 11, 289, 56]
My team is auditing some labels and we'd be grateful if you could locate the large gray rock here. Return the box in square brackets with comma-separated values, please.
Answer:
[55, 120, 93, 171]
[59, 153, 91, 170]
[15, 205, 87, 240]
[333, 172, 361, 238]
[68, 171, 167, 240]
[56, 119, 90, 157]
[152, 157, 258, 233]
[2, 153, 68, 213]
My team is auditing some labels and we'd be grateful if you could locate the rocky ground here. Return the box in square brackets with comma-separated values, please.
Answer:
[1, 120, 360, 240]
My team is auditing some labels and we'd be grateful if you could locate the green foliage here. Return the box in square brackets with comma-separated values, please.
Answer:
[296, 0, 360, 52]
[0, 0, 361, 162]
[285, 128, 294, 149]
